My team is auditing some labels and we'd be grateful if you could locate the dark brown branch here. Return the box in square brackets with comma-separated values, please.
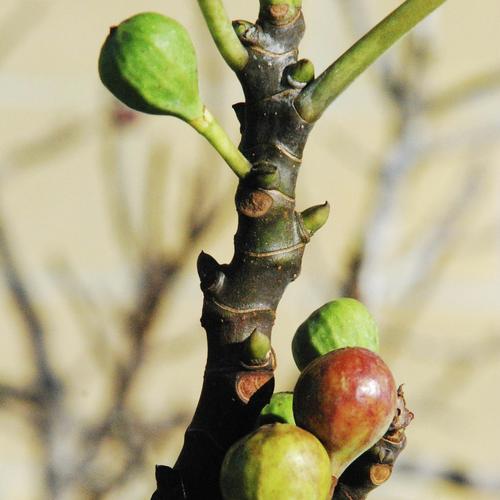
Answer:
[154, 8, 326, 499]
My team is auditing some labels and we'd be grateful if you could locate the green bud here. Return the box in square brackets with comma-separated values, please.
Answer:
[232, 20, 254, 39]
[99, 12, 203, 122]
[257, 392, 295, 426]
[300, 201, 330, 237]
[242, 329, 271, 366]
[286, 59, 315, 88]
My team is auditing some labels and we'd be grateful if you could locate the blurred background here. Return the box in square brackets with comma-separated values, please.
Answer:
[1, 0, 499, 498]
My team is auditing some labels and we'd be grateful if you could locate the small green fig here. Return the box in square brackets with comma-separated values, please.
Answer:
[99, 12, 203, 121]
[257, 392, 295, 426]
[292, 297, 379, 371]
[293, 347, 397, 478]
[220, 423, 332, 500]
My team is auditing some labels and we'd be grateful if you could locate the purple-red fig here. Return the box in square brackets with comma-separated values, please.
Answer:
[293, 347, 397, 477]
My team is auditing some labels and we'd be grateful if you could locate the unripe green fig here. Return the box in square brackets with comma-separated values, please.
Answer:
[220, 423, 332, 500]
[257, 392, 295, 426]
[292, 297, 379, 371]
[293, 347, 397, 478]
[99, 12, 203, 121]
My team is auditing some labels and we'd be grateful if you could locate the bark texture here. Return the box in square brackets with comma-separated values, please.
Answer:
[152, 5, 411, 500]
[153, 8, 316, 499]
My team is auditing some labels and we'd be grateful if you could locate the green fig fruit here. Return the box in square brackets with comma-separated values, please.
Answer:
[292, 297, 379, 371]
[99, 12, 203, 121]
[257, 392, 295, 426]
[220, 423, 332, 500]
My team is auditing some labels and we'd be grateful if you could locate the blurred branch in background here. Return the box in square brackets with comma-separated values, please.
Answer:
[333, 0, 500, 495]
[337, 0, 499, 319]
[0, 95, 231, 497]
[0, 205, 64, 496]
[0, 1, 47, 64]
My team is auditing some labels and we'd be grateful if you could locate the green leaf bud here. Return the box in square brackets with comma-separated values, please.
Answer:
[242, 329, 271, 366]
[300, 201, 330, 237]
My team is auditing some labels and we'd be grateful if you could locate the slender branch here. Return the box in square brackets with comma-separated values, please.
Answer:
[0, 207, 65, 497]
[100, 103, 141, 262]
[295, 0, 447, 122]
[0, 383, 41, 405]
[399, 459, 500, 493]
[0, 212, 56, 394]
[77, 167, 227, 492]
[197, 0, 248, 72]
[190, 107, 252, 179]
[424, 67, 500, 115]
[142, 144, 170, 254]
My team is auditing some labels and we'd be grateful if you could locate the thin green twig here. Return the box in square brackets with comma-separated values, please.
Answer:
[295, 0, 447, 122]
[197, 0, 248, 72]
[190, 108, 252, 179]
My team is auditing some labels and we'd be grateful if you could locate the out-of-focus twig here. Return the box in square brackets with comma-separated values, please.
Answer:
[99, 105, 141, 264]
[424, 68, 500, 115]
[142, 143, 170, 255]
[0, 383, 41, 405]
[0, 210, 56, 397]
[0, 1, 47, 63]
[0, 206, 64, 496]
[398, 457, 500, 493]
[48, 258, 113, 368]
[394, 162, 485, 302]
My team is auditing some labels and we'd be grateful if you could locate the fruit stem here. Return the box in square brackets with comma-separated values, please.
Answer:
[190, 108, 252, 179]
[197, 0, 249, 72]
[295, 0, 447, 122]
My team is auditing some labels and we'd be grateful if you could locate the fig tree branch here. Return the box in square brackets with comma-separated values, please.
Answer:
[295, 0, 447, 122]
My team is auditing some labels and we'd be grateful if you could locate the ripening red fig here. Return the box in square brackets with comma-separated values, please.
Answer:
[293, 347, 397, 477]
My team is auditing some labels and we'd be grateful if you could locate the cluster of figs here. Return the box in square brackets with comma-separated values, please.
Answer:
[97, 12, 404, 500]
[221, 298, 399, 500]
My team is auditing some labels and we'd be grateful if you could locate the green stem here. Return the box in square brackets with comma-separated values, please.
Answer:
[190, 108, 251, 179]
[295, 0, 447, 122]
[197, 0, 248, 72]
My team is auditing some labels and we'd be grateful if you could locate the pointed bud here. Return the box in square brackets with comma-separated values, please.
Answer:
[232, 20, 255, 39]
[301, 202, 330, 237]
[286, 59, 315, 89]
[197, 251, 224, 294]
[232, 102, 246, 128]
[242, 329, 272, 366]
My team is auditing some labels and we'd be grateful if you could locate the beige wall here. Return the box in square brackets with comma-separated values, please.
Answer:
[1, 1, 500, 498]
